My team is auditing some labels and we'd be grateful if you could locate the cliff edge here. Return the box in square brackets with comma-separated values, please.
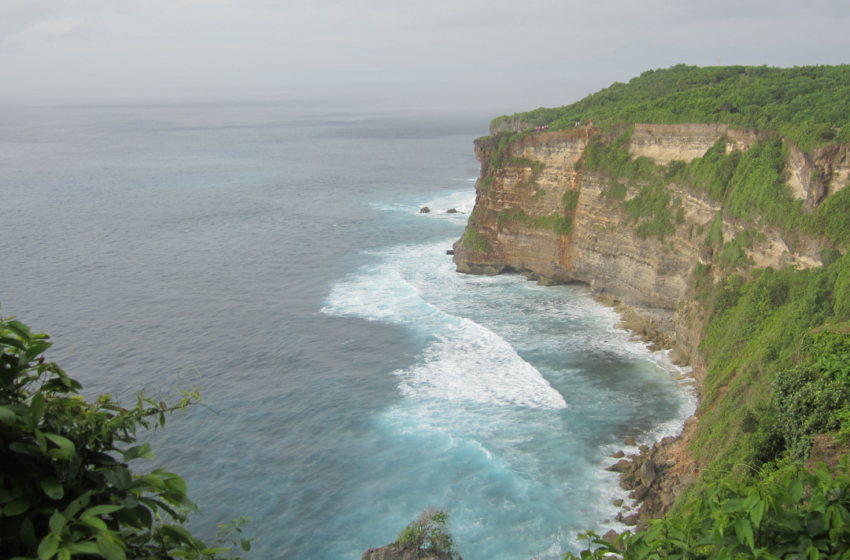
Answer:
[454, 123, 847, 365]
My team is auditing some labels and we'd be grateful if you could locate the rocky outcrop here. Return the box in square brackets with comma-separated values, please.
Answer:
[453, 124, 839, 365]
[362, 546, 452, 560]
[606, 421, 701, 530]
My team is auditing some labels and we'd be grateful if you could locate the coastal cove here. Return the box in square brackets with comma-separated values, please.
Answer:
[0, 102, 696, 559]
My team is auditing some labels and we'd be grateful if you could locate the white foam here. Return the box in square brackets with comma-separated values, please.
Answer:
[322, 243, 566, 410]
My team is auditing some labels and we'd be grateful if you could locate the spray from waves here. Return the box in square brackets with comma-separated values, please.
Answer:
[322, 254, 566, 410]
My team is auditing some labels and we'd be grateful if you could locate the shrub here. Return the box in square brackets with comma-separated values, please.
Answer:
[461, 229, 490, 253]
[0, 316, 252, 559]
[394, 508, 461, 559]
[563, 458, 850, 560]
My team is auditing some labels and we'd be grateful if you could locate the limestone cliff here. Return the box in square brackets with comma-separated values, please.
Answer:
[453, 124, 845, 365]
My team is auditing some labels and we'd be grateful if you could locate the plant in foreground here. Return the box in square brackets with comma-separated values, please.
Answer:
[0, 315, 252, 559]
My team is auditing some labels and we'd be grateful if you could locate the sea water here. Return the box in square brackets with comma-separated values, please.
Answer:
[0, 101, 695, 559]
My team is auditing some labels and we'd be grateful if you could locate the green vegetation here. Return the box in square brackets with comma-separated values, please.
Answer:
[497, 208, 573, 236]
[804, 186, 850, 246]
[529, 188, 546, 201]
[461, 229, 491, 253]
[486, 131, 545, 189]
[0, 316, 252, 559]
[564, 458, 850, 560]
[493, 64, 850, 152]
[686, 251, 850, 484]
[717, 230, 766, 271]
[394, 508, 461, 560]
[561, 190, 580, 210]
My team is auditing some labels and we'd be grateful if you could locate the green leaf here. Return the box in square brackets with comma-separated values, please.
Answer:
[66, 542, 100, 554]
[103, 467, 132, 491]
[4, 500, 31, 516]
[0, 405, 16, 425]
[750, 500, 765, 528]
[140, 473, 165, 490]
[49, 510, 66, 536]
[41, 478, 64, 500]
[81, 505, 122, 518]
[44, 433, 75, 458]
[743, 493, 760, 511]
[721, 498, 745, 514]
[37, 535, 59, 560]
[56, 549, 70, 560]
[30, 392, 45, 425]
[96, 535, 126, 560]
[788, 478, 804, 502]
[241, 539, 252, 552]
[35, 429, 47, 453]
[81, 516, 107, 531]
[736, 518, 755, 550]
[160, 524, 198, 547]
[62, 490, 91, 519]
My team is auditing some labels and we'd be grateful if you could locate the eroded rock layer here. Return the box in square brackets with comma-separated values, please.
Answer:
[453, 124, 837, 364]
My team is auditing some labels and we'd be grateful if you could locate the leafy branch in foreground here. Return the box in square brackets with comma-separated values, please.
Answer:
[564, 458, 850, 560]
[0, 316, 252, 560]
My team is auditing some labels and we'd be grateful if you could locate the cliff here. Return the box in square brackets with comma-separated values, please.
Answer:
[453, 124, 847, 365]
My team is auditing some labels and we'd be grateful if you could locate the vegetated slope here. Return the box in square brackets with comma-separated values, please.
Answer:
[491, 64, 850, 151]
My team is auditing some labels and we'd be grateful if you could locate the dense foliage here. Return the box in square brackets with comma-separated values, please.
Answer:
[564, 458, 850, 560]
[688, 252, 850, 479]
[492, 64, 850, 151]
[0, 316, 251, 560]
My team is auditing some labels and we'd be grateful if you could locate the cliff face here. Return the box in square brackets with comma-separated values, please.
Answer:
[453, 124, 840, 363]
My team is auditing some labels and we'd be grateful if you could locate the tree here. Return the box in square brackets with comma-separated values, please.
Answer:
[0, 315, 251, 559]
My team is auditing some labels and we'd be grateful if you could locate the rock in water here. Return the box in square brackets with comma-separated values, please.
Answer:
[362, 545, 452, 560]
[446, 250, 455, 255]
[419, 206, 430, 213]
[446, 208, 458, 213]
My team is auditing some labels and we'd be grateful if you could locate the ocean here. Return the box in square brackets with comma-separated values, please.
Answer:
[0, 101, 695, 559]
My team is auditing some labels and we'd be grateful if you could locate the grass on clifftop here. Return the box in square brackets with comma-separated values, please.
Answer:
[491, 64, 850, 152]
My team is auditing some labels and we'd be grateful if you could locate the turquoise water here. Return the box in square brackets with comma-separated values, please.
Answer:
[0, 102, 694, 559]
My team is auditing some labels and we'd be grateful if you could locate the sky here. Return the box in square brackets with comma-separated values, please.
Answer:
[2, 0, 849, 113]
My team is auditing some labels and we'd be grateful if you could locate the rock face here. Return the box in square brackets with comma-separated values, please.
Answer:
[362, 546, 452, 560]
[453, 124, 838, 364]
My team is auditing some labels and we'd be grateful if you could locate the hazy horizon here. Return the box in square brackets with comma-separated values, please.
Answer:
[2, 1, 849, 114]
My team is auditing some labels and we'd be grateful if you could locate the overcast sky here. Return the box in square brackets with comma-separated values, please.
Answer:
[2, 0, 849, 112]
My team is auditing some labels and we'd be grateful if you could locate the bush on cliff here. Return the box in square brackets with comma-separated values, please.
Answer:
[394, 508, 461, 560]
[0, 316, 251, 559]
[564, 458, 850, 560]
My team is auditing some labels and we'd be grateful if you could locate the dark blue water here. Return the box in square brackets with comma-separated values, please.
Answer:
[0, 102, 694, 559]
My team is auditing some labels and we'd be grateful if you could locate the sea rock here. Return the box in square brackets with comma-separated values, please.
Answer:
[624, 436, 637, 447]
[612, 499, 623, 507]
[623, 513, 640, 527]
[640, 460, 657, 487]
[602, 529, 619, 545]
[446, 250, 455, 255]
[446, 208, 458, 213]
[606, 459, 631, 473]
[362, 545, 452, 560]
[611, 450, 625, 459]
[419, 207, 430, 213]
[629, 485, 649, 501]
